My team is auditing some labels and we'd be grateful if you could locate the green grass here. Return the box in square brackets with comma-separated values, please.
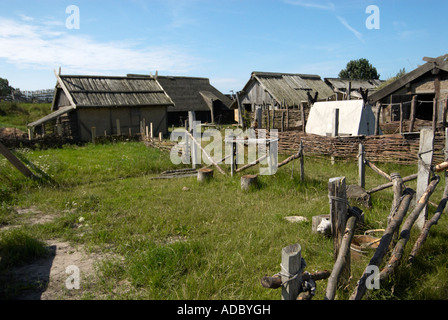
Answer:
[0, 101, 52, 130]
[0, 137, 447, 300]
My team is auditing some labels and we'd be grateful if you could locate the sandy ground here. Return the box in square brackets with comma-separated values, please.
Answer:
[0, 206, 112, 300]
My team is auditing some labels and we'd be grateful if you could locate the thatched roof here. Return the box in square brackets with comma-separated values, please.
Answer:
[53, 74, 174, 109]
[233, 72, 334, 108]
[152, 76, 233, 113]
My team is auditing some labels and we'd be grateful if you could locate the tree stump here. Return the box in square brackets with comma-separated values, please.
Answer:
[241, 174, 258, 191]
[197, 168, 214, 183]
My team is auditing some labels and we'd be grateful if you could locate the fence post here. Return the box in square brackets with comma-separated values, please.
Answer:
[281, 244, 302, 300]
[416, 128, 435, 229]
[91, 127, 96, 144]
[328, 177, 349, 281]
[256, 107, 262, 129]
[409, 96, 417, 133]
[375, 102, 382, 135]
[299, 140, 305, 182]
[358, 143, 365, 189]
[116, 119, 121, 136]
[188, 111, 198, 169]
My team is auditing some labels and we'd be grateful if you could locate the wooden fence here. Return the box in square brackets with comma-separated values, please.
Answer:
[272, 130, 446, 166]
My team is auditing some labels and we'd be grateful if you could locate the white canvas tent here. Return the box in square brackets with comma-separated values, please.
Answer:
[305, 100, 381, 137]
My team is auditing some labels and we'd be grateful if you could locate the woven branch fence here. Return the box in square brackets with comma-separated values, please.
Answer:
[273, 130, 445, 166]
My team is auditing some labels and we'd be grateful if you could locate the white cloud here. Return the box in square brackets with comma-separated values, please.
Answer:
[284, 0, 335, 11]
[0, 17, 199, 75]
[336, 16, 364, 43]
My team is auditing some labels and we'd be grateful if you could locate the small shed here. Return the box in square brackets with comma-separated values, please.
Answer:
[305, 100, 380, 137]
[28, 72, 174, 142]
[232, 72, 335, 112]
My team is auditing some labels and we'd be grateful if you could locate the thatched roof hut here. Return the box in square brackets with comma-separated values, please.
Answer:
[28, 72, 173, 141]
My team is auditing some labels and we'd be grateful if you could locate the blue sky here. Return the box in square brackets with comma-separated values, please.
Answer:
[1, 0, 447, 94]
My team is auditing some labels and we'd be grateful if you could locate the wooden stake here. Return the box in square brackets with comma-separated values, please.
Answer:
[416, 128, 435, 229]
[409, 96, 417, 132]
[281, 244, 302, 300]
[328, 177, 348, 263]
[375, 103, 382, 135]
[358, 143, 365, 189]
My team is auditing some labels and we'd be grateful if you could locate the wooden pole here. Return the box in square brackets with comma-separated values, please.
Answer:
[0, 141, 36, 179]
[350, 188, 415, 300]
[186, 130, 226, 175]
[281, 244, 302, 300]
[416, 128, 435, 229]
[443, 99, 448, 129]
[299, 140, 305, 182]
[367, 173, 417, 194]
[409, 95, 417, 132]
[325, 208, 361, 300]
[91, 127, 96, 144]
[365, 160, 392, 182]
[328, 177, 348, 263]
[300, 103, 306, 133]
[333, 108, 339, 137]
[380, 176, 440, 280]
[399, 102, 404, 134]
[358, 143, 365, 189]
[236, 92, 243, 128]
[432, 98, 438, 135]
[235, 154, 267, 173]
[375, 103, 382, 135]
[116, 119, 121, 136]
[409, 183, 448, 263]
[388, 173, 404, 226]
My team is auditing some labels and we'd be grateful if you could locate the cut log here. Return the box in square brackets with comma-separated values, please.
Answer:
[241, 174, 258, 191]
[197, 168, 214, 183]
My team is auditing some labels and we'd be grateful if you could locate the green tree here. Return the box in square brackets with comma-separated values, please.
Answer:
[338, 58, 380, 80]
[0, 77, 13, 97]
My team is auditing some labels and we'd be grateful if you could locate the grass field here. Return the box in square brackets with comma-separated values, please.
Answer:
[1, 137, 447, 300]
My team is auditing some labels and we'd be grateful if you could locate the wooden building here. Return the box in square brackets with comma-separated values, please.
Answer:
[129, 74, 234, 126]
[28, 72, 173, 141]
[324, 78, 383, 101]
[232, 71, 334, 112]
[368, 54, 448, 126]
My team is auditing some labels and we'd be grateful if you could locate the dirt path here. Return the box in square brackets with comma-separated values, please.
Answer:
[0, 207, 113, 300]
